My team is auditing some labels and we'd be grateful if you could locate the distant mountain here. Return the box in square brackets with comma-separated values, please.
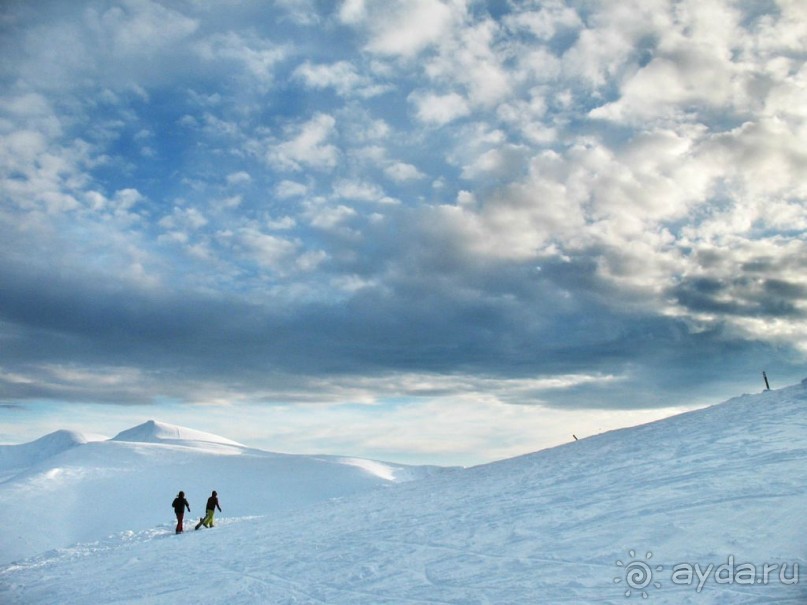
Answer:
[0, 430, 89, 476]
[111, 419, 245, 447]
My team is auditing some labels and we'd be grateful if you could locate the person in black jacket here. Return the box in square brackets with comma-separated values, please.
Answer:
[171, 491, 191, 534]
[197, 490, 221, 529]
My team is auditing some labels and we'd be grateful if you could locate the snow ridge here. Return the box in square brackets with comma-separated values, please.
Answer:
[111, 420, 245, 447]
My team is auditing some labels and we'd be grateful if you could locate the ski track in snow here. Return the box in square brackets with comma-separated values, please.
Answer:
[1, 386, 807, 603]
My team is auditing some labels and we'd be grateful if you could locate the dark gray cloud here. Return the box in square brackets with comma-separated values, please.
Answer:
[1, 236, 798, 412]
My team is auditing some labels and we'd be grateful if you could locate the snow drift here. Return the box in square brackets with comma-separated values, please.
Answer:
[1, 384, 806, 604]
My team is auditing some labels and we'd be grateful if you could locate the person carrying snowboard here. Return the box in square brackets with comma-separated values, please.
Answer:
[171, 490, 190, 534]
[196, 490, 221, 529]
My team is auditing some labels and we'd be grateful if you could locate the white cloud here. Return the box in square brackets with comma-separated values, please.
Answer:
[704, 118, 807, 199]
[86, 0, 199, 56]
[158, 206, 208, 232]
[514, 49, 563, 88]
[226, 171, 252, 186]
[333, 179, 397, 205]
[275, 180, 309, 199]
[233, 227, 300, 270]
[293, 61, 361, 95]
[275, 0, 322, 25]
[460, 144, 530, 181]
[10, 1, 198, 95]
[305, 202, 357, 232]
[112, 188, 144, 211]
[296, 249, 327, 271]
[590, 49, 735, 123]
[293, 60, 389, 98]
[357, 119, 391, 141]
[0, 93, 62, 138]
[754, 1, 807, 55]
[268, 113, 340, 171]
[423, 18, 512, 108]
[504, 1, 582, 40]
[583, 1, 797, 125]
[266, 216, 296, 230]
[409, 91, 471, 125]
[217, 195, 243, 209]
[338, 0, 367, 25]
[0, 128, 94, 214]
[194, 31, 287, 87]
[348, 0, 463, 58]
[384, 162, 425, 182]
[0, 130, 48, 178]
[353, 145, 387, 165]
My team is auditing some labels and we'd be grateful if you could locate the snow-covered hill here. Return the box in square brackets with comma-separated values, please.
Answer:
[2, 383, 806, 604]
[0, 420, 445, 567]
[0, 430, 90, 481]
[111, 419, 246, 448]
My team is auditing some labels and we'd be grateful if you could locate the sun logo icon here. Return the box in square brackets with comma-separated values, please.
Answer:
[614, 550, 663, 598]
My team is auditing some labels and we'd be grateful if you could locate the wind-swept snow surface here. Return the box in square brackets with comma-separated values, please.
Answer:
[2, 385, 806, 604]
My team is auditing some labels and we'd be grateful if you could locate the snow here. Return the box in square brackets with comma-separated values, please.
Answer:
[111, 419, 246, 448]
[1, 384, 806, 604]
[0, 430, 89, 481]
[0, 421, 441, 568]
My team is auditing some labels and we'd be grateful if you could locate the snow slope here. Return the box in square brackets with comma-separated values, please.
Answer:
[0, 420, 445, 566]
[2, 384, 806, 604]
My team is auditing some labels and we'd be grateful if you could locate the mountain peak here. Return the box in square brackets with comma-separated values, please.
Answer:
[111, 420, 245, 447]
[0, 429, 91, 472]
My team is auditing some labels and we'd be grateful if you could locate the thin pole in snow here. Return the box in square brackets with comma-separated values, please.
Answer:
[763, 371, 771, 391]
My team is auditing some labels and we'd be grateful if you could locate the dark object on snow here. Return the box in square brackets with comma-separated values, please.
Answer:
[206, 491, 222, 513]
[763, 371, 771, 391]
[573, 434, 578, 441]
[198, 490, 222, 529]
[172, 491, 191, 534]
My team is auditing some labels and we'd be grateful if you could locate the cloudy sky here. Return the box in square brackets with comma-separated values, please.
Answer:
[1, 0, 805, 464]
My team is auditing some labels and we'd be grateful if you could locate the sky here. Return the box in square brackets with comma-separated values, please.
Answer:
[0, 0, 805, 465]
